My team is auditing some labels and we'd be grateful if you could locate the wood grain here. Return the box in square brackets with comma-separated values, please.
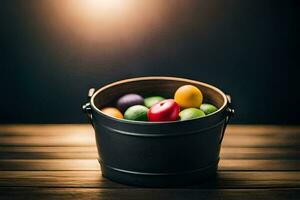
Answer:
[0, 125, 298, 135]
[0, 159, 299, 171]
[0, 147, 299, 159]
[0, 125, 299, 200]
[0, 188, 299, 200]
[0, 126, 299, 147]
[0, 135, 298, 147]
[0, 171, 299, 189]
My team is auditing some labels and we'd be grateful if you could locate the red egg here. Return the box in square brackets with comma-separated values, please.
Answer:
[148, 99, 180, 122]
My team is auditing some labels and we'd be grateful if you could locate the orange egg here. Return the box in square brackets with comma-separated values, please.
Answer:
[174, 85, 203, 108]
[101, 107, 123, 119]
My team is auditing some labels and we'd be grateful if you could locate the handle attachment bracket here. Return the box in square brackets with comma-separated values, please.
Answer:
[219, 95, 235, 144]
[82, 88, 95, 127]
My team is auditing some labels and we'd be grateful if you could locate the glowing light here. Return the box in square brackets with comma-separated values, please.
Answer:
[72, 0, 128, 20]
[82, 0, 124, 11]
[40, 0, 170, 47]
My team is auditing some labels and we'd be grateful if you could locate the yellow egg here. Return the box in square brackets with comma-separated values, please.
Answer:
[174, 85, 203, 108]
[101, 107, 123, 119]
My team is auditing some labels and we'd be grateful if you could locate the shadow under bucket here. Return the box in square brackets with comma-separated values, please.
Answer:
[82, 77, 234, 187]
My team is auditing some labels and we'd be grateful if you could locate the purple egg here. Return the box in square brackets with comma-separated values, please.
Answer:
[117, 94, 144, 112]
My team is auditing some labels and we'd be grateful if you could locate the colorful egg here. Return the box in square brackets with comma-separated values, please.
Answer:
[117, 94, 144, 112]
[144, 96, 165, 108]
[200, 103, 218, 115]
[179, 108, 205, 121]
[124, 105, 149, 121]
[174, 85, 203, 108]
[101, 107, 123, 119]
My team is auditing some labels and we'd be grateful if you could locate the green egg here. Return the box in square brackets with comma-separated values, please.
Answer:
[179, 108, 205, 121]
[124, 105, 149, 121]
[144, 96, 165, 108]
[200, 103, 218, 115]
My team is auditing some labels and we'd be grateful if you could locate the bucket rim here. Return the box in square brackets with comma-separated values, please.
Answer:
[90, 76, 228, 125]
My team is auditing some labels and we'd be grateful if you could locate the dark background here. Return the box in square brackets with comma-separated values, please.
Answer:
[0, 0, 299, 124]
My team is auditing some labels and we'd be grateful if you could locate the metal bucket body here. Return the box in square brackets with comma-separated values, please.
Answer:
[83, 77, 234, 187]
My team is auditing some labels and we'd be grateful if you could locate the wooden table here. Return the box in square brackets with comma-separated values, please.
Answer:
[0, 125, 299, 199]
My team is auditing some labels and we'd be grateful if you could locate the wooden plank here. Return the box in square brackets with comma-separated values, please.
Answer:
[0, 147, 299, 160]
[0, 171, 299, 189]
[0, 146, 98, 152]
[0, 159, 299, 171]
[220, 147, 300, 160]
[0, 146, 98, 159]
[0, 134, 299, 147]
[226, 125, 300, 135]
[0, 124, 94, 136]
[0, 159, 100, 171]
[0, 152, 99, 159]
[0, 125, 298, 147]
[0, 125, 299, 136]
[0, 135, 96, 146]
[220, 159, 300, 171]
[222, 135, 300, 147]
[0, 188, 299, 200]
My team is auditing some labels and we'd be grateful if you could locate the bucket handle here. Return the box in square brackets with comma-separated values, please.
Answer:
[219, 94, 235, 144]
[82, 88, 96, 127]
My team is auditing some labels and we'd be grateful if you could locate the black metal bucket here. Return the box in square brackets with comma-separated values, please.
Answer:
[82, 77, 234, 187]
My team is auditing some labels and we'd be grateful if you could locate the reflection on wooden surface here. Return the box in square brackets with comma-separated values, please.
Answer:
[0, 125, 299, 199]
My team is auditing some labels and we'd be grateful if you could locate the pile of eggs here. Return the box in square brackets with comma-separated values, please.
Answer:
[100, 85, 218, 122]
